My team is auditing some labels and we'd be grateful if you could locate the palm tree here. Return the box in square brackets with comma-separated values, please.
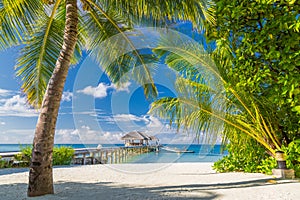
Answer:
[149, 31, 281, 156]
[0, 0, 214, 196]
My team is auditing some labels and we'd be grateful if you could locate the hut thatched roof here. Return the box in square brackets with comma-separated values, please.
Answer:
[121, 131, 155, 140]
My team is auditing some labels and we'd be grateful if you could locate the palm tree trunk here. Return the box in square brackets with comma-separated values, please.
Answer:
[27, 0, 78, 197]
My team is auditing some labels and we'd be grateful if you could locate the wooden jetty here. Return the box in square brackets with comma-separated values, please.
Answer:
[0, 146, 159, 166]
[1, 130, 161, 166]
[72, 146, 158, 165]
[0, 151, 21, 159]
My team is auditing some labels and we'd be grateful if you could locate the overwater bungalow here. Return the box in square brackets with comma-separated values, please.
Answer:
[121, 131, 158, 147]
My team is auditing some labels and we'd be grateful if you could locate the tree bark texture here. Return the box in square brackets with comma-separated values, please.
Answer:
[27, 0, 78, 197]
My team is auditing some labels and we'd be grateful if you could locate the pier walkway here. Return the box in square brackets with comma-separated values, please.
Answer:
[0, 145, 159, 166]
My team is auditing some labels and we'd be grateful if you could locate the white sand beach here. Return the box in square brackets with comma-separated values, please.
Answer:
[0, 163, 299, 200]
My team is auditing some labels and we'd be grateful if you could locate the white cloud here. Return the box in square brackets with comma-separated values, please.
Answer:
[0, 121, 5, 125]
[54, 126, 124, 144]
[0, 94, 38, 117]
[55, 129, 81, 143]
[0, 88, 73, 117]
[0, 88, 13, 96]
[0, 127, 122, 144]
[78, 83, 110, 98]
[111, 82, 131, 93]
[77, 82, 131, 98]
[0, 129, 35, 144]
[97, 113, 173, 136]
[145, 116, 164, 129]
[113, 114, 148, 122]
[61, 91, 73, 102]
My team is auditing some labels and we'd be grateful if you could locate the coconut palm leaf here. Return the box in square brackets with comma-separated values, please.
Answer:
[83, 0, 158, 98]
[149, 34, 281, 155]
[15, 1, 65, 108]
[14, 1, 84, 108]
[103, 0, 215, 29]
[0, 0, 42, 49]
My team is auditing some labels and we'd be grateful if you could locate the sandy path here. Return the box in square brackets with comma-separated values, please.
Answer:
[0, 163, 299, 199]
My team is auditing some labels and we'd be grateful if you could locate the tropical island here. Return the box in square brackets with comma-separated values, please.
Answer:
[0, 0, 299, 199]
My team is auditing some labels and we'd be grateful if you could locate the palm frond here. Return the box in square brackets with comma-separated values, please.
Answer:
[0, 0, 42, 49]
[83, 1, 158, 98]
[102, 0, 215, 29]
[149, 32, 281, 155]
[155, 31, 259, 121]
[154, 30, 224, 84]
[15, 1, 65, 108]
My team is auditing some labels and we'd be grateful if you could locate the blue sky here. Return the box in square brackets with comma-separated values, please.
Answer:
[0, 24, 205, 145]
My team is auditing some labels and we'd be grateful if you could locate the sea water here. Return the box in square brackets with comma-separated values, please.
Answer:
[128, 144, 227, 163]
[0, 144, 227, 163]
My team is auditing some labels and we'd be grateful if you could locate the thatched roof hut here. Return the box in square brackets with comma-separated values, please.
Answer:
[121, 131, 157, 147]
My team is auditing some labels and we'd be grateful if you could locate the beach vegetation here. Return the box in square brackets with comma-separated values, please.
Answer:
[205, 0, 300, 176]
[150, 33, 282, 157]
[52, 146, 75, 165]
[13, 145, 32, 167]
[0, 0, 214, 196]
[212, 137, 269, 173]
[214, 138, 300, 177]
[13, 146, 75, 167]
[205, 0, 300, 143]
[0, 156, 13, 168]
[282, 139, 300, 177]
[149, 0, 299, 175]
[212, 138, 277, 174]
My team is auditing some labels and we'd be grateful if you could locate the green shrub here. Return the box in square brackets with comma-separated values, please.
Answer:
[214, 138, 300, 178]
[14, 146, 74, 166]
[13, 145, 32, 167]
[0, 156, 12, 168]
[213, 138, 268, 173]
[257, 156, 277, 175]
[52, 146, 74, 165]
[282, 139, 300, 178]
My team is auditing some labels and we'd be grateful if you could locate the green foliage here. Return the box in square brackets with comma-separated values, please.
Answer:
[150, 30, 281, 155]
[282, 139, 300, 177]
[205, 0, 300, 143]
[214, 139, 300, 177]
[0, 156, 13, 168]
[105, 0, 215, 30]
[213, 137, 270, 173]
[14, 146, 74, 166]
[0, 160, 12, 168]
[13, 145, 32, 167]
[19, 145, 32, 162]
[257, 156, 277, 175]
[52, 146, 74, 166]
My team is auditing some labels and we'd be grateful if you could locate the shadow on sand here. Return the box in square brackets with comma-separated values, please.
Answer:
[0, 177, 296, 200]
[0, 168, 28, 176]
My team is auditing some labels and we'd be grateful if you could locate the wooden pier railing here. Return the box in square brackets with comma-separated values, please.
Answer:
[73, 146, 158, 165]
[0, 145, 159, 166]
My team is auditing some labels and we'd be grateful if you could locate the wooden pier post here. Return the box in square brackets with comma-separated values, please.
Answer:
[99, 151, 102, 164]
[110, 151, 113, 164]
[71, 145, 155, 165]
[105, 151, 108, 164]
